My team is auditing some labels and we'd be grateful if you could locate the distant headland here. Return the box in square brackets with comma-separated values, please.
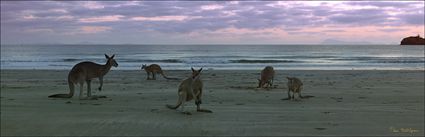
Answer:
[400, 35, 425, 45]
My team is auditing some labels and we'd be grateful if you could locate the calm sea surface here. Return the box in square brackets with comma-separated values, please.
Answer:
[1, 44, 424, 70]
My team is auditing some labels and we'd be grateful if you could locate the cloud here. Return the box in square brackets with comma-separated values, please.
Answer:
[82, 1, 105, 9]
[25, 28, 54, 33]
[228, 1, 239, 5]
[131, 15, 201, 22]
[200, 4, 224, 11]
[328, 8, 395, 26]
[378, 28, 408, 32]
[78, 15, 124, 23]
[22, 15, 38, 20]
[398, 13, 425, 25]
[79, 26, 112, 34]
[345, 1, 418, 8]
[1, 1, 424, 45]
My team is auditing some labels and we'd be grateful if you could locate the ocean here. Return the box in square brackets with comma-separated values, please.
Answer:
[1, 44, 424, 70]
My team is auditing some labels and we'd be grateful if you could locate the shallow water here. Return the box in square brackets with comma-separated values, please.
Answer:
[1, 44, 424, 70]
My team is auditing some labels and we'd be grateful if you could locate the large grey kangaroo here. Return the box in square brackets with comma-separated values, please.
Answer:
[166, 67, 212, 115]
[48, 54, 118, 100]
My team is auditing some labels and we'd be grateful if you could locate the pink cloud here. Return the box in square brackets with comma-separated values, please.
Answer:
[183, 25, 425, 44]
[79, 26, 112, 33]
[82, 1, 104, 9]
[22, 15, 38, 20]
[131, 15, 201, 21]
[78, 15, 124, 23]
[25, 28, 54, 33]
[200, 4, 224, 11]
[48, 9, 68, 13]
[55, 15, 74, 21]
[290, 25, 425, 43]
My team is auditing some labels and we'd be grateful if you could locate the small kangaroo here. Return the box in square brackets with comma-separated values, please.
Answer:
[141, 64, 178, 80]
[284, 77, 304, 100]
[257, 66, 275, 88]
[166, 67, 212, 115]
[48, 54, 118, 100]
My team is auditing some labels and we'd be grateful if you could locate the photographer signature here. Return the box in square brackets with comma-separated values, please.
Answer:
[389, 126, 419, 134]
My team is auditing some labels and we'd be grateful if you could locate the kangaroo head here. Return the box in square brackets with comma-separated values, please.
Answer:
[141, 64, 147, 70]
[191, 67, 203, 80]
[105, 54, 118, 67]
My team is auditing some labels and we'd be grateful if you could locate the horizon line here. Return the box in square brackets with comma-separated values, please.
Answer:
[1, 43, 400, 46]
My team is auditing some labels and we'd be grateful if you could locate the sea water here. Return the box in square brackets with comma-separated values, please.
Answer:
[1, 44, 424, 70]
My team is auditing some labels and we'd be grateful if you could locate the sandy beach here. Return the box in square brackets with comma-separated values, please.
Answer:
[1, 69, 424, 136]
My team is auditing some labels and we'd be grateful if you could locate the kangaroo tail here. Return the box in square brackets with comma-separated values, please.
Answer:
[48, 81, 74, 98]
[48, 94, 72, 98]
[164, 77, 180, 80]
[166, 104, 179, 109]
[301, 95, 315, 98]
[166, 100, 182, 109]
[160, 72, 180, 80]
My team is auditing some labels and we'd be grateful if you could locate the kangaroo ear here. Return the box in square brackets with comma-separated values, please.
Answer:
[105, 54, 110, 59]
[191, 67, 195, 72]
[111, 54, 115, 59]
[199, 68, 203, 72]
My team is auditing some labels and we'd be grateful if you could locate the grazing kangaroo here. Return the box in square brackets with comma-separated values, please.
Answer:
[166, 67, 212, 115]
[48, 54, 118, 100]
[141, 64, 178, 80]
[284, 77, 304, 100]
[257, 66, 275, 88]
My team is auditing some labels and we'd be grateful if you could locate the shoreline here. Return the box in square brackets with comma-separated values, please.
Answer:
[1, 69, 424, 136]
[1, 68, 425, 71]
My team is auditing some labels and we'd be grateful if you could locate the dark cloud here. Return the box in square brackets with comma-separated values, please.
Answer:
[329, 9, 392, 25]
[345, 1, 419, 8]
[398, 13, 425, 25]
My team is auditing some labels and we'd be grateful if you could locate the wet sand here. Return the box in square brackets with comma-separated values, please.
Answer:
[1, 69, 424, 136]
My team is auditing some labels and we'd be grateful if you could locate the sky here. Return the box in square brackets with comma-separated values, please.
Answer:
[1, 1, 424, 45]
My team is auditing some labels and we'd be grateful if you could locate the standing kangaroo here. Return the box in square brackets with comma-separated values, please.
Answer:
[284, 77, 304, 100]
[166, 67, 212, 115]
[48, 54, 118, 100]
[141, 64, 178, 80]
[257, 66, 275, 88]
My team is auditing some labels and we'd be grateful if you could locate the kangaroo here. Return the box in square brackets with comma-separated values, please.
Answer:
[284, 77, 303, 100]
[48, 54, 118, 100]
[257, 66, 275, 88]
[166, 67, 212, 115]
[141, 64, 178, 80]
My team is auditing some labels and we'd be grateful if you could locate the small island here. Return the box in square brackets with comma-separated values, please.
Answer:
[400, 35, 425, 45]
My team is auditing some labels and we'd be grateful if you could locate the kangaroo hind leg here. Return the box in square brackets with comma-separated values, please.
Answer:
[78, 81, 86, 100]
[68, 81, 75, 97]
[195, 89, 212, 113]
[299, 86, 304, 98]
[98, 77, 103, 91]
[153, 73, 156, 80]
[146, 72, 151, 80]
[297, 86, 304, 99]
[179, 92, 191, 115]
[86, 80, 92, 97]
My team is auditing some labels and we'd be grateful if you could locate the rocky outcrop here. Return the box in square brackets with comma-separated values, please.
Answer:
[400, 35, 425, 45]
